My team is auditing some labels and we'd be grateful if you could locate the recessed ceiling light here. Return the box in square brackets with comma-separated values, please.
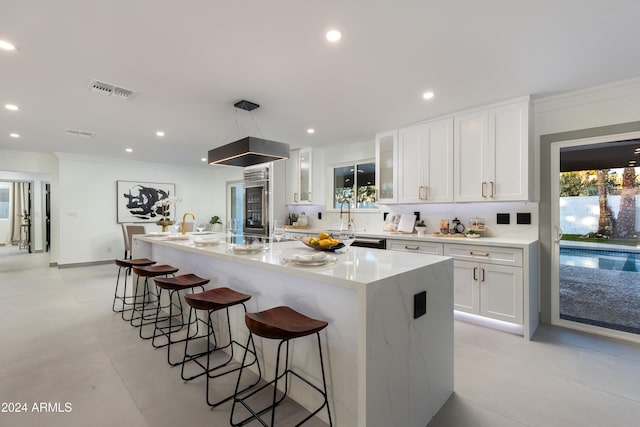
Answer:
[156, 131, 165, 137]
[307, 128, 315, 134]
[201, 158, 207, 162]
[422, 91, 435, 100]
[0, 40, 16, 51]
[326, 30, 342, 42]
[9, 133, 20, 138]
[126, 148, 133, 153]
[5, 104, 19, 111]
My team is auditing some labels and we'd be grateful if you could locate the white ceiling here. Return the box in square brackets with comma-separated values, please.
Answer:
[2, 0, 640, 168]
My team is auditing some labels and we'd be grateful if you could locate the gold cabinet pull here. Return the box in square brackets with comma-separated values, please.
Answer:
[294, 192, 298, 203]
[490, 181, 495, 198]
[405, 246, 420, 251]
[423, 185, 428, 200]
[418, 186, 423, 199]
[481, 182, 487, 198]
[470, 251, 490, 257]
[473, 266, 478, 281]
[308, 192, 312, 202]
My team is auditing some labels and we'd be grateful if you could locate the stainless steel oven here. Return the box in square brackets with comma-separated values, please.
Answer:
[243, 167, 269, 236]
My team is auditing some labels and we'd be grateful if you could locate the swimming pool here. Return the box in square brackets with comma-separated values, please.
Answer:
[560, 247, 640, 272]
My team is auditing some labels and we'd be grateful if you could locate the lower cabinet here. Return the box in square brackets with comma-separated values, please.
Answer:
[452, 260, 523, 324]
[386, 239, 443, 255]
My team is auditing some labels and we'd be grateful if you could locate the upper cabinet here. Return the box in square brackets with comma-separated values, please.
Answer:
[398, 117, 453, 203]
[375, 130, 398, 204]
[286, 148, 324, 205]
[454, 98, 530, 202]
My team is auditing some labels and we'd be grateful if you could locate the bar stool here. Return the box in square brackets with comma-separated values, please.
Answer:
[113, 258, 156, 320]
[181, 287, 261, 408]
[230, 306, 332, 427]
[131, 264, 179, 339]
[151, 274, 210, 365]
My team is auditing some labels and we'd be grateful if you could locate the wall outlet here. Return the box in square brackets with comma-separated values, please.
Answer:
[517, 212, 531, 224]
[414, 291, 427, 319]
[497, 213, 510, 224]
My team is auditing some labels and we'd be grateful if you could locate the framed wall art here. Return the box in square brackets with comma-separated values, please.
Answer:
[116, 180, 176, 223]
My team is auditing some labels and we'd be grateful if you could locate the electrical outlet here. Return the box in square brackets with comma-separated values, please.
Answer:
[414, 291, 427, 319]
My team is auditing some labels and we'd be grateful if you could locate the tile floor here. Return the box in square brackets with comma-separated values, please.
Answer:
[1, 246, 640, 426]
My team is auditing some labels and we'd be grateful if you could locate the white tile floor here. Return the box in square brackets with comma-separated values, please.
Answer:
[1, 246, 640, 427]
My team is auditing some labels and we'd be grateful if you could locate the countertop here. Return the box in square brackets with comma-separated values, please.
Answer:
[286, 228, 538, 248]
[135, 233, 451, 290]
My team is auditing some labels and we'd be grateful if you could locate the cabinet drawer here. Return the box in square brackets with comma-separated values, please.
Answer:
[388, 239, 443, 255]
[444, 243, 522, 267]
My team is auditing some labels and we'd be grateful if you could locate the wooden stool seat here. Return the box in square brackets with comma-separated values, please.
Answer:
[184, 287, 251, 311]
[133, 264, 179, 277]
[245, 306, 328, 340]
[154, 274, 210, 291]
[115, 258, 156, 268]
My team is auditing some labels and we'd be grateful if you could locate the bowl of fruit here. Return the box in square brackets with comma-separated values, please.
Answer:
[301, 232, 345, 251]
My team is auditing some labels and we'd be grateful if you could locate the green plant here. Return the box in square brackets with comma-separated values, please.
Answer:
[466, 229, 479, 235]
[209, 215, 222, 225]
[415, 220, 426, 227]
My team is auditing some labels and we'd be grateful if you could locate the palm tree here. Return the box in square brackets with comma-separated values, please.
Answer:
[615, 167, 637, 238]
[597, 169, 613, 236]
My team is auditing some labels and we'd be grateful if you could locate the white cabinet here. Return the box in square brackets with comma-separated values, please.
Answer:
[387, 239, 443, 255]
[445, 243, 524, 325]
[286, 148, 323, 205]
[453, 98, 529, 202]
[375, 130, 398, 204]
[398, 118, 453, 203]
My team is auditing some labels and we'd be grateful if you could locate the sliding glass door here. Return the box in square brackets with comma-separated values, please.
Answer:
[551, 133, 640, 343]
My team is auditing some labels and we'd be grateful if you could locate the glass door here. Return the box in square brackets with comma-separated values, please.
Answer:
[227, 181, 244, 235]
[551, 133, 640, 343]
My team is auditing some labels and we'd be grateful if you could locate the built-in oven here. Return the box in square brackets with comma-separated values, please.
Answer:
[243, 167, 269, 236]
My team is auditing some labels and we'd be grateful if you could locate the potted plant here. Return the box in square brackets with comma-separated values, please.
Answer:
[209, 215, 223, 232]
[414, 220, 427, 235]
[466, 229, 480, 238]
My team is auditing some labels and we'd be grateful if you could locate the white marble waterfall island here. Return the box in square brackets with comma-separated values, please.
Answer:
[133, 235, 454, 427]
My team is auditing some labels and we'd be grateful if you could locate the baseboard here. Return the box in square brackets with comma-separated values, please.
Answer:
[57, 260, 113, 269]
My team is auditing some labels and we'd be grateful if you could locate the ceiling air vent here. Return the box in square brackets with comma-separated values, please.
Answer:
[65, 128, 95, 138]
[87, 79, 136, 100]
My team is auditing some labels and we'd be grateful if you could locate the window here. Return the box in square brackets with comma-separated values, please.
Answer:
[0, 188, 9, 219]
[333, 161, 377, 209]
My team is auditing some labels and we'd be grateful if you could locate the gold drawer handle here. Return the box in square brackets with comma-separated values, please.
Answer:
[405, 246, 420, 251]
[470, 251, 490, 257]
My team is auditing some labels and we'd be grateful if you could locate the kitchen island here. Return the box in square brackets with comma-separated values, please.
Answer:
[132, 234, 453, 427]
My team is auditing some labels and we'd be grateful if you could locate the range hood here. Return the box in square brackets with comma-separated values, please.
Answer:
[208, 99, 290, 167]
[208, 137, 289, 167]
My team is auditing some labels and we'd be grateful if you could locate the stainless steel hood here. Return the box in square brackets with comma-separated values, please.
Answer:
[208, 136, 289, 167]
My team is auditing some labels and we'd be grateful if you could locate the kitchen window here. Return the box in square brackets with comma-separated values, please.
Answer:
[333, 161, 377, 209]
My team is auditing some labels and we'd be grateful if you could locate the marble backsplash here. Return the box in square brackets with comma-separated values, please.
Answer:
[286, 201, 539, 240]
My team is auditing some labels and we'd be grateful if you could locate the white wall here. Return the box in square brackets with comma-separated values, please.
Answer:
[56, 153, 242, 265]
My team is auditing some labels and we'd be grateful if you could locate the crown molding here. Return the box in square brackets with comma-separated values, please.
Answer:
[533, 76, 640, 113]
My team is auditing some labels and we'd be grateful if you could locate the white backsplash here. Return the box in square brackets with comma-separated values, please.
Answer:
[287, 202, 539, 240]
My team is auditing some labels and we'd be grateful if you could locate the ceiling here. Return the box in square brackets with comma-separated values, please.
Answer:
[560, 139, 640, 172]
[3, 1, 640, 168]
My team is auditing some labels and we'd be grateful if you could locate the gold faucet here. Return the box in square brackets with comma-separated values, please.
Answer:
[339, 198, 352, 227]
[182, 211, 195, 235]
